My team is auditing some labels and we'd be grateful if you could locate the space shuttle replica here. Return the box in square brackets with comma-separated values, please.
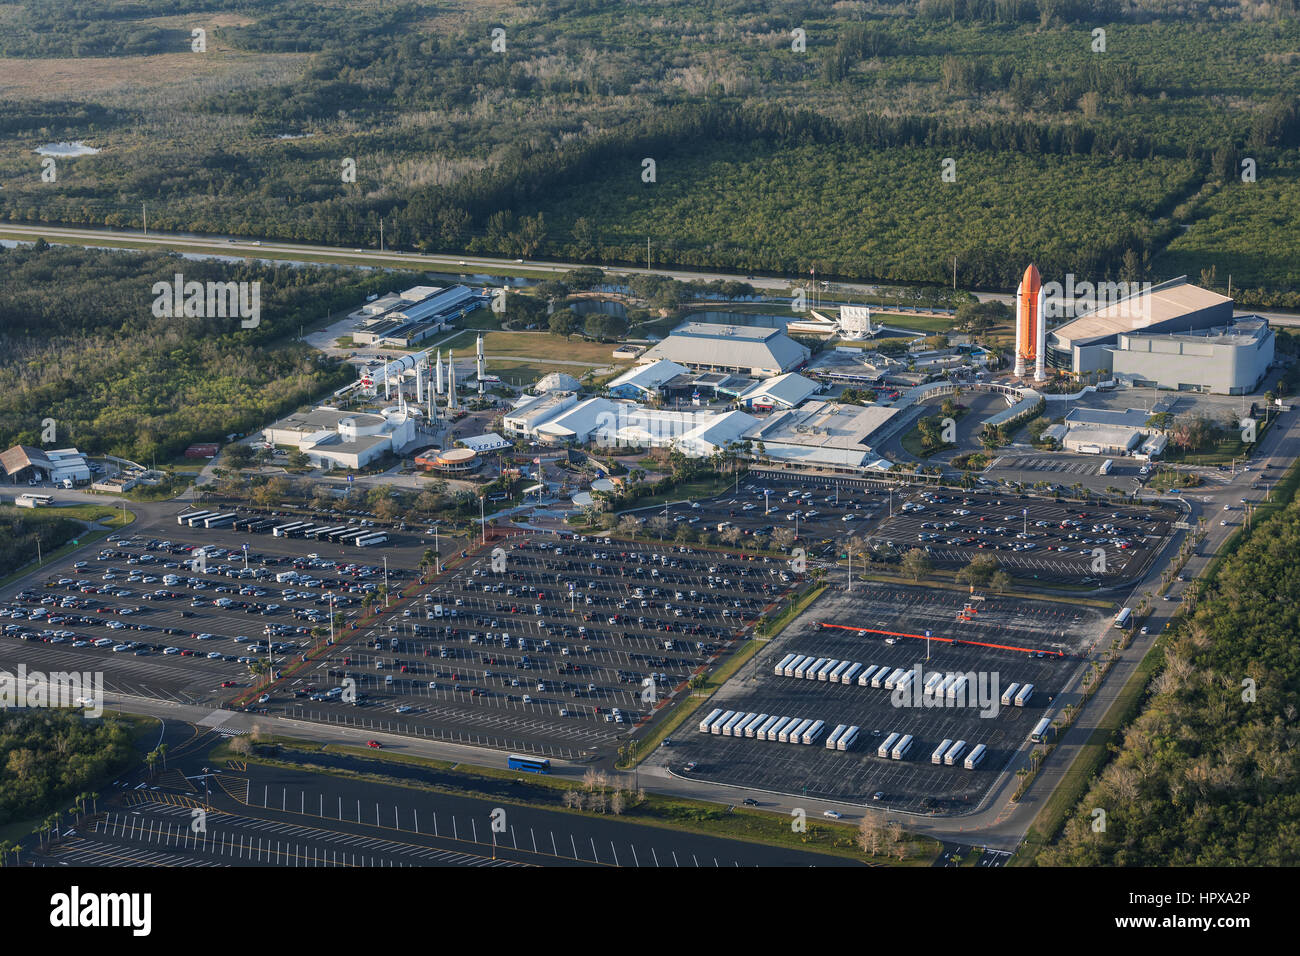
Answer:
[1014, 264, 1047, 382]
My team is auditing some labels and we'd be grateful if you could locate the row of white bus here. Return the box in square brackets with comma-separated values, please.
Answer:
[175, 511, 388, 548]
[773, 653, 1036, 707]
[696, 705, 990, 768]
[696, 709, 861, 749]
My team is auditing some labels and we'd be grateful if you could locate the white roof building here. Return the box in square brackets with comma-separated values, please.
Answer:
[534, 371, 583, 393]
[637, 323, 810, 377]
[606, 359, 690, 398]
[737, 372, 819, 410]
[262, 406, 416, 469]
[503, 391, 580, 436]
[744, 400, 898, 470]
[678, 410, 759, 457]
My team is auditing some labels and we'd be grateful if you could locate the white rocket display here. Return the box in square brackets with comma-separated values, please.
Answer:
[447, 350, 457, 410]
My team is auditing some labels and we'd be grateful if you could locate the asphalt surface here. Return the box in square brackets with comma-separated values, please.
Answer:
[27, 718, 862, 868]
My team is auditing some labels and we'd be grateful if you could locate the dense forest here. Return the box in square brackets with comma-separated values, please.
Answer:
[0, 243, 410, 462]
[1041, 481, 1300, 865]
[0, 710, 135, 825]
[0, 0, 1298, 298]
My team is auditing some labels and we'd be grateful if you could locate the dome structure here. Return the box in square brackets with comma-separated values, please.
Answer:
[534, 371, 582, 393]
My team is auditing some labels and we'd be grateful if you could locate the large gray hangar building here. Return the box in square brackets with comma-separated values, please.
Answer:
[1045, 276, 1273, 395]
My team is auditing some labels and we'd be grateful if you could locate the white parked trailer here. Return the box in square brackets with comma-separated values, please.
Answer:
[1000, 682, 1021, 707]
[883, 667, 907, 690]
[878, 732, 900, 758]
[802, 658, 827, 680]
[825, 724, 848, 749]
[734, 713, 760, 737]
[837, 726, 860, 751]
[896, 669, 917, 695]
[699, 708, 724, 733]
[932, 738, 954, 764]
[871, 667, 891, 689]
[720, 712, 747, 736]
[1014, 683, 1035, 707]
[946, 675, 969, 702]
[783, 655, 808, 678]
[711, 710, 735, 734]
[924, 672, 945, 695]
[801, 720, 826, 745]
[756, 715, 782, 740]
[177, 510, 212, 526]
[815, 660, 839, 681]
[793, 658, 817, 679]
[743, 712, 769, 738]
[936, 674, 958, 698]
[783, 719, 813, 743]
[764, 717, 792, 741]
[944, 740, 967, 766]
[202, 512, 238, 528]
[858, 664, 880, 686]
[828, 661, 852, 683]
[841, 662, 864, 685]
[891, 734, 913, 760]
[775, 653, 797, 676]
[964, 743, 987, 769]
[307, 525, 348, 540]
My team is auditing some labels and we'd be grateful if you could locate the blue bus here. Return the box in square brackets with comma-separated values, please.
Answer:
[507, 754, 551, 774]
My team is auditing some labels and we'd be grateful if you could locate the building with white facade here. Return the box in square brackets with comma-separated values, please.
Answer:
[637, 323, 810, 377]
[262, 406, 417, 469]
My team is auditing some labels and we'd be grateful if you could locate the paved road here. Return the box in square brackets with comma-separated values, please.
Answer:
[14, 221, 1294, 326]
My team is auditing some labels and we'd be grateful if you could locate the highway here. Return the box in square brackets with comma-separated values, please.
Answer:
[10, 220, 1295, 325]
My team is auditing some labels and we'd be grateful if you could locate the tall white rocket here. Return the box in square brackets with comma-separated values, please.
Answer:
[476, 334, 485, 381]
[435, 350, 444, 395]
[447, 350, 457, 410]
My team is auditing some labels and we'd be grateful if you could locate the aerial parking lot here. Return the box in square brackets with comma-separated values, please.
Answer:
[0, 529, 400, 705]
[288, 533, 800, 757]
[665, 585, 1106, 813]
[682, 473, 1176, 586]
[868, 486, 1176, 585]
[0, 508, 805, 759]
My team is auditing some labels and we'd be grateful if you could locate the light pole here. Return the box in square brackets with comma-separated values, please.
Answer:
[383, 557, 389, 608]
[480, 496, 486, 545]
